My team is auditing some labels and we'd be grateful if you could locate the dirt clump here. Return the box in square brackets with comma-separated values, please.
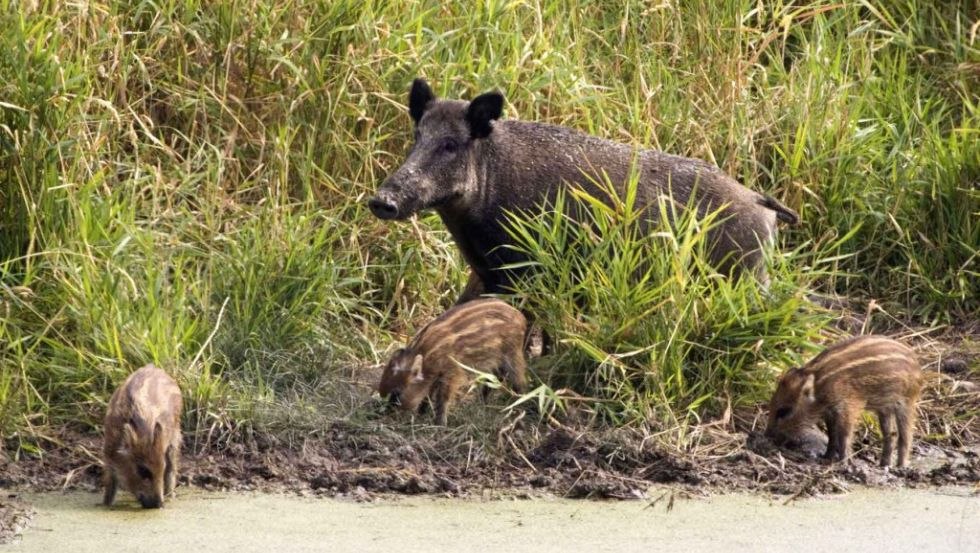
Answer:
[0, 494, 35, 545]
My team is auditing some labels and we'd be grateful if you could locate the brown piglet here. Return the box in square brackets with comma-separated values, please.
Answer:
[378, 298, 527, 425]
[766, 335, 923, 467]
[102, 364, 183, 508]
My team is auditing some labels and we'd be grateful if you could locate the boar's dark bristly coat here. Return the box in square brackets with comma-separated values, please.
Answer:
[370, 78, 799, 302]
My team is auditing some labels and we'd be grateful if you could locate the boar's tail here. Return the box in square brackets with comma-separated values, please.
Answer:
[758, 195, 800, 226]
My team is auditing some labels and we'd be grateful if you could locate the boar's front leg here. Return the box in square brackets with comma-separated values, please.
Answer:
[454, 270, 485, 305]
[102, 467, 118, 506]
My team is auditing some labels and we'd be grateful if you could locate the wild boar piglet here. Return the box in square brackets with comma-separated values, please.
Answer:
[103, 364, 183, 508]
[378, 298, 527, 425]
[766, 335, 922, 467]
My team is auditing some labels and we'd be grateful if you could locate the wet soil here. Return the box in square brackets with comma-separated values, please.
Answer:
[2, 406, 976, 507]
[0, 496, 34, 545]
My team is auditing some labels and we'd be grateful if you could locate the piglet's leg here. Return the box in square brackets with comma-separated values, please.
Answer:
[895, 405, 915, 468]
[487, 358, 523, 402]
[877, 411, 896, 467]
[479, 380, 493, 403]
[433, 380, 451, 426]
[836, 409, 859, 464]
[505, 354, 528, 394]
[434, 375, 467, 426]
[164, 444, 178, 496]
[434, 400, 448, 426]
[822, 412, 841, 461]
[102, 468, 118, 506]
[823, 406, 856, 463]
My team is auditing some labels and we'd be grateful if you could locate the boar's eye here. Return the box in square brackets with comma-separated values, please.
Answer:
[439, 138, 460, 154]
[137, 465, 153, 480]
[774, 407, 792, 420]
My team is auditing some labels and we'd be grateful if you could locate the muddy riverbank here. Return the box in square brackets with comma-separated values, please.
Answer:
[2, 327, 976, 547]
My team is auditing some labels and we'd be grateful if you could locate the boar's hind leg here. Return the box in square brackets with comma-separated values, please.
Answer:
[102, 468, 118, 506]
[877, 411, 896, 467]
[895, 406, 915, 468]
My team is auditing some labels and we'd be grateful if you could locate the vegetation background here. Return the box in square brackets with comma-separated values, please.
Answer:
[1, 0, 977, 453]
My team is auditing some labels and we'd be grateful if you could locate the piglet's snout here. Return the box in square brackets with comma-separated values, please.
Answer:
[139, 494, 163, 509]
[387, 390, 402, 407]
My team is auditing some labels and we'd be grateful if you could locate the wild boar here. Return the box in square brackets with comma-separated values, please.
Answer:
[766, 335, 923, 467]
[369, 79, 799, 302]
[102, 364, 183, 508]
[378, 298, 527, 425]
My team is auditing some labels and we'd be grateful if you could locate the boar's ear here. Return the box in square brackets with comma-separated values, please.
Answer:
[466, 91, 504, 139]
[410, 354, 425, 382]
[800, 373, 816, 403]
[409, 78, 435, 124]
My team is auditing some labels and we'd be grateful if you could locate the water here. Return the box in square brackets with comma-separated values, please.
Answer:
[6, 487, 978, 552]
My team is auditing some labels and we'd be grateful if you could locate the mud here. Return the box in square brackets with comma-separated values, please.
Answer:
[2, 417, 977, 507]
[0, 496, 34, 544]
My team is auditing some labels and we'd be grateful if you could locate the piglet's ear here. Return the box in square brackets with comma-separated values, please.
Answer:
[410, 354, 424, 382]
[801, 374, 816, 403]
[152, 422, 165, 452]
[465, 91, 504, 139]
[115, 423, 137, 458]
[122, 422, 139, 447]
[409, 78, 435, 124]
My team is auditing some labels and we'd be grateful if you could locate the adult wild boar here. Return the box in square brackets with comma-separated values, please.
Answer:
[369, 79, 798, 302]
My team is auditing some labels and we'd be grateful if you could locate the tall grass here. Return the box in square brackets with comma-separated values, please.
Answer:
[503, 179, 834, 426]
[1, 1, 976, 447]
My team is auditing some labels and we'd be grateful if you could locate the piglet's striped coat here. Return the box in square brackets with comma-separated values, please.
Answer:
[378, 298, 527, 425]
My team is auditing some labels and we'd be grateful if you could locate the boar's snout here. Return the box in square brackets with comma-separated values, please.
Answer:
[368, 195, 400, 220]
[371, 168, 430, 220]
[138, 493, 163, 509]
